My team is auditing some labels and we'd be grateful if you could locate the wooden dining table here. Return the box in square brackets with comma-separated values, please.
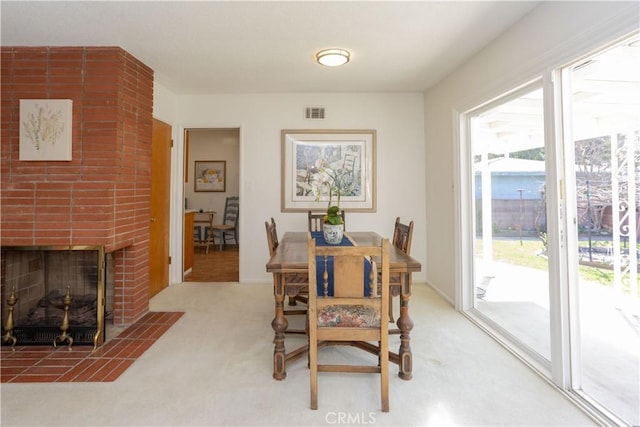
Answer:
[265, 231, 422, 381]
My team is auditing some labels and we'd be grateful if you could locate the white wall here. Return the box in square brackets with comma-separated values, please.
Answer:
[153, 81, 177, 126]
[424, 1, 639, 304]
[156, 92, 426, 284]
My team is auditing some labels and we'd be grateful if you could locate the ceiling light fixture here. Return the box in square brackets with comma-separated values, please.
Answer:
[316, 48, 350, 67]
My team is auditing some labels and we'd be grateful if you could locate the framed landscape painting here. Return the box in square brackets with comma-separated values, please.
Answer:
[281, 129, 376, 212]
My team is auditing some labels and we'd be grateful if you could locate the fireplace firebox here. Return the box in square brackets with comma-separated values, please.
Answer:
[1, 246, 106, 350]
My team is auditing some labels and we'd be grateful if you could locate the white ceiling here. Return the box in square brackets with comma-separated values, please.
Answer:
[1, 1, 541, 94]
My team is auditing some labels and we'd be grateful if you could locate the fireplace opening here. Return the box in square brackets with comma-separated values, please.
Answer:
[1, 246, 107, 349]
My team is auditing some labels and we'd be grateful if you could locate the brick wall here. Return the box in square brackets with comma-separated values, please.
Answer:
[1, 47, 154, 325]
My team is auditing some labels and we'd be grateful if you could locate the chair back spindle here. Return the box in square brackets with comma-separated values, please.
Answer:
[308, 210, 346, 232]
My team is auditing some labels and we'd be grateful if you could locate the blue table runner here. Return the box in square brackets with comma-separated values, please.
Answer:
[311, 231, 372, 297]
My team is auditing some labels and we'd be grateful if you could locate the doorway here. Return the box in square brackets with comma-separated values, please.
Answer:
[183, 128, 240, 282]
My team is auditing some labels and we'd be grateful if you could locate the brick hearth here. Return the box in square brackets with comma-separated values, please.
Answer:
[1, 311, 183, 383]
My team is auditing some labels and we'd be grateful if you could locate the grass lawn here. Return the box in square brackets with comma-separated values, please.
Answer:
[477, 237, 639, 293]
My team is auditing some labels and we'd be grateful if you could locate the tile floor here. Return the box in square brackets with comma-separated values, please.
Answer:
[1, 311, 183, 383]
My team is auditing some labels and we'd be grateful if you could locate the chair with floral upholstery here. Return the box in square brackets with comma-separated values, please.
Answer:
[307, 233, 390, 412]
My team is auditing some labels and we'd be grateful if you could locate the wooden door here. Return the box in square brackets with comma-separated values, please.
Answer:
[183, 211, 194, 272]
[149, 119, 172, 297]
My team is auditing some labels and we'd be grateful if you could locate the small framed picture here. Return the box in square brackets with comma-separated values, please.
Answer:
[194, 160, 226, 192]
[19, 99, 73, 161]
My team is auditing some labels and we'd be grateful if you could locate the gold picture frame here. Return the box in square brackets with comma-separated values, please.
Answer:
[194, 160, 226, 192]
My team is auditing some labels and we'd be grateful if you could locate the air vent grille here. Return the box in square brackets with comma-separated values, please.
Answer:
[305, 107, 325, 120]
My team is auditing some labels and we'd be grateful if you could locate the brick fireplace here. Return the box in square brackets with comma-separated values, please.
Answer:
[1, 47, 154, 328]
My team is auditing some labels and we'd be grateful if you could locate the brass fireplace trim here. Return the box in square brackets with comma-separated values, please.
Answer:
[1, 245, 106, 351]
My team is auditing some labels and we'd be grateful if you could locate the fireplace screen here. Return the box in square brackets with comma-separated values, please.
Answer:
[1, 246, 105, 349]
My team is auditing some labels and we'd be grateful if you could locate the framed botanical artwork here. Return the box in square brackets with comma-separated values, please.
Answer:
[281, 129, 376, 212]
[19, 99, 73, 161]
[194, 160, 226, 192]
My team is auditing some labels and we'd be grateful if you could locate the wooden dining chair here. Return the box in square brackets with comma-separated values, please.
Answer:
[388, 217, 414, 326]
[211, 196, 239, 251]
[308, 210, 345, 232]
[392, 217, 414, 255]
[307, 234, 390, 412]
[194, 211, 216, 254]
[265, 218, 308, 327]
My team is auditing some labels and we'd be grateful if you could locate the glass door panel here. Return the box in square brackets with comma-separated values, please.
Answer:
[566, 38, 640, 426]
[470, 86, 551, 362]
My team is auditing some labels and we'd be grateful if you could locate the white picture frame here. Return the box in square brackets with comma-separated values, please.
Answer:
[19, 99, 73, 161]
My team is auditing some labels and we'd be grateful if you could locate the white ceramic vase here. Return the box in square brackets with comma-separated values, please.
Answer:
[323, 223, 344, 245]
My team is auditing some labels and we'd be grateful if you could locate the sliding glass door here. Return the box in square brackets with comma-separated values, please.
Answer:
[463, 33, 639, 426]
[469, 84, 551, 365]
[563, 37, 639, 426]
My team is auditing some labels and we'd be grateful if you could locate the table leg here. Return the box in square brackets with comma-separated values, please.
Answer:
[396, 272, 414, 380]
[271, 273, 289, 380]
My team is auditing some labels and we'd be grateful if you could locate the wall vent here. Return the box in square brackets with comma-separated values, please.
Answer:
[305, 107, 325, 120]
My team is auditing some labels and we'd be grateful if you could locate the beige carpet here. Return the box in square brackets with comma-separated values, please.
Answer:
[0, 282, 595, 426]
